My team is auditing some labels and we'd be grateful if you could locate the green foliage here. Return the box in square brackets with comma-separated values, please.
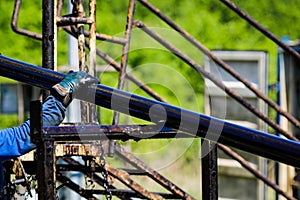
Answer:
[0, 114, 19, 129]
[0, 77, 17, 84]
[0, 1, 299, 196]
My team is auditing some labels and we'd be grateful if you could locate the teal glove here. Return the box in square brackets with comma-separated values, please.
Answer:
[51, 71, 99, 107]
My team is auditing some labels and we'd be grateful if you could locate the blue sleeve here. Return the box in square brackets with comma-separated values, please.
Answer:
[0, 95, 66, 159]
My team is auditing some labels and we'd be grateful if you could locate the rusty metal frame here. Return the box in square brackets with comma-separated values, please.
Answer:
[5, 0, 300, 199]
[29, 101, 195, 199]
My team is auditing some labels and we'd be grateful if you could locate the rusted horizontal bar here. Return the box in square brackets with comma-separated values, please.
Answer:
[57, 164, 102, 172]
[1, 55, 300, 167]
[55, 143, 102, 156]
[94, 32, 127, 45]
[43, 125, 180, 141]
[56, 16, 94, 26]
[67, 22, 128, 45]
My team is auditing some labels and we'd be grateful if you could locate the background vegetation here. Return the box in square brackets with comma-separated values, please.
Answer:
[0, 0, 299, 198]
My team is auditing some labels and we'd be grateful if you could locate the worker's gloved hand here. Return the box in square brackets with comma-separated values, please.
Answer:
[51, 71, 99, 107]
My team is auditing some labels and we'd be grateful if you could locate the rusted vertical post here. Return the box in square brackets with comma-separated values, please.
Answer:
[30, 100, 56, 200]
[76, 0, 97, 124]
[75, 0, 89, 123]
[30, 100, 42, 147]
[202, 140, 218, 200]
[88, 0, 97, 123]
[110, 0, 136, 156]
[116, 0, 136, 93]
[42, 0, 55, 70]
[113, 0, 136, 123]
[39, 0, 57, 198]
[76, 0, 86, 71]
[42, 0, 56, 100]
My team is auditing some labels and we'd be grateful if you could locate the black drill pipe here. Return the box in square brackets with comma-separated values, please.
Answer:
[1, 55, 300, 168]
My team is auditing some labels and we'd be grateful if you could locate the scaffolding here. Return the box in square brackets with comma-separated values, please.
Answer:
[1, 0, 300, 199]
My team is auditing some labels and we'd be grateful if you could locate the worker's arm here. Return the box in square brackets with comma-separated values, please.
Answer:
[0, 71, 98, 159]
[0, 95, 66, 158]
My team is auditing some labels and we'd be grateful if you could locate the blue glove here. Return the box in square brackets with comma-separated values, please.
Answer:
[51, 71, 99, 106]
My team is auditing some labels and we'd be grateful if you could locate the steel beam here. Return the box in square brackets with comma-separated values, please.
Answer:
[202, 141, 218, 200]
[42, 0, 55, 70]
[43, 125, 180, 141]
[30, 100, 56, 200]
[1, 55, 300, 167]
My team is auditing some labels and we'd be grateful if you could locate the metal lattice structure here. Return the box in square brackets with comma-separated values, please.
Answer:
[1, 0, 300, 199]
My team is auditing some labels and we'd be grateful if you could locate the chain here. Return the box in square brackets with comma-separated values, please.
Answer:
[1, 175, 35, 200]
[84, 156, 96, 190]
[1, 159, 35, 199]
[100, 141, 112, 200]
